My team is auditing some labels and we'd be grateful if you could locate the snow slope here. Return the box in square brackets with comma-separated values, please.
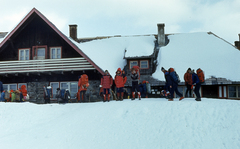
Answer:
[0, 98, 240, 149]
[153, 32, 240, 81]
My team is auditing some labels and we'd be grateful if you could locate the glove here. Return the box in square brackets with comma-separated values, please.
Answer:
[191, 85, 194, 89]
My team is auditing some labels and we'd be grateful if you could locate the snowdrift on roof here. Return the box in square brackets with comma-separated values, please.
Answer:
[153, 32, 240, 81]
[78, 35, 156, 76]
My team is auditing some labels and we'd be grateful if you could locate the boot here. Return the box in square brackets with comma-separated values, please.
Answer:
[138, 92, 141, 100]
[103, 94, 106, 102]
[195, 98, 201, 101]
[117, 93, 120, 101]
[168, 99, 173, 101]
[179, 97, 184, 101]
[121, 92, 124, 101]
[131, 92, 135, 100]
[108, 94, 111, 102]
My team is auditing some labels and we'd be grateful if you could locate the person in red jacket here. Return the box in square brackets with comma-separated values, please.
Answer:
[184, 68, 192, 97]
[78, 74, 89, 102]
[114, 68, 127, 101]
[100, 70, 113, 102]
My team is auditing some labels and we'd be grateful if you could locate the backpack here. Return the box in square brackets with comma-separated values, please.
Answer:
[146, 81, 151, 94]
[170, 71, 180, 83]
[197, 68, 205, 83]
[60, 89, 66, 99]
[80, 74, 89, 88]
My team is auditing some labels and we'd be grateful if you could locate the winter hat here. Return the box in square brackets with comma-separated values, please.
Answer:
[161, 67, 165, 71]
[188, 68, 191, 71]
[169, 68, 174, 73]
[117, 68, 121, 72]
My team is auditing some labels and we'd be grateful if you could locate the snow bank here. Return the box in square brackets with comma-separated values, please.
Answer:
[0, 98, 240, 149]
[153, 32, 240, 81]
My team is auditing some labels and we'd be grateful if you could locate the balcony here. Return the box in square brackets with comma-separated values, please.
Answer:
[0, 57, 95, 74]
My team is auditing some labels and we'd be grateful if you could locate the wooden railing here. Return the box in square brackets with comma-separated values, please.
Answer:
[0, 57, 95, 74]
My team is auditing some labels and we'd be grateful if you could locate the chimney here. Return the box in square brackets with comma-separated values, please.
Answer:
[234, 34, 240, 50]
[157, 23, 165, 46]
[69, 24, 78, 41]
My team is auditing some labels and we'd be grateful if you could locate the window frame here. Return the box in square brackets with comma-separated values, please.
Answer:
[50, 81, 78, 99]
[32, 45, 48, 59]
[129, 60, 138, 69]
[140, 60, 149, 69]
[228, 85, 239, 98]
[129, 60, 150, 69]
[18, 48, 30, 61]
[18, 83, 27, 90]
[3, 84, 17, 91]
[49, 46, 62, 59]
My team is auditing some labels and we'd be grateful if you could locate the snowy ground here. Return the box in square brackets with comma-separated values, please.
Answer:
[0, 98, 240, 149]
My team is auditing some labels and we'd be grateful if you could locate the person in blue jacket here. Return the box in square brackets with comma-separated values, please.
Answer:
[0, 91, 5, 102]
[192, 70, 201, 101]
[168, 68, 184, 101]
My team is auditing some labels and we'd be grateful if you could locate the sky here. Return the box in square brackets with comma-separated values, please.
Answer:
[0, 0, 240, 44]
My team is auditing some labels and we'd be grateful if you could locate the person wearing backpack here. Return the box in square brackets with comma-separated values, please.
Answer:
[161, 67, 171, 99]
[197, 68, 205, 83]
[184, 68, 193, 97]
[114, 68, 127, 101]
[78, 74, 89, 102]
[192, 70, 201, 101]
[131, 67, 141, 100]
[100, 70, 113, 102]
[168, 68, 184, 101]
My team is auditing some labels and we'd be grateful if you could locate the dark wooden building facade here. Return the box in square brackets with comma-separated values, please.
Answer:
[0, 8, 104, 103]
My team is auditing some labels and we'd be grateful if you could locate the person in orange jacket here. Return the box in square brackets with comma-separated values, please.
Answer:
[114, 68, 127, 101]
[78, 74, 89, 102]
[100, 70, 113, 102]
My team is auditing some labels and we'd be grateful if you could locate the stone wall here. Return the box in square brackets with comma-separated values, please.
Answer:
[27, 82, 49, 104]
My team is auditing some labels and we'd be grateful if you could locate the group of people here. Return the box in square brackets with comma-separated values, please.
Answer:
[161, 67, 204, 101]
[184, 68, 204, 101]
[100, 66, 141, 102]
[78, 66, 204, 103]
[0, 84, 28, 102]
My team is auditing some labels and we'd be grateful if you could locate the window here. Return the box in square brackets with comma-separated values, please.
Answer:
[19, 49, 30, 60]
[129, 61, 138, 69]
[55, 82, 78, 99]
[50, 82, 59, 98]
[129, 60, 149, 69]
[140, 60, 149, 69]
[228, 86, 240, 98]
[32, 46, 47, 60]
[229, 86, 237, 97]
[50, 47, 61, 59]
[18, 83, 27, 90]
[3, 84, 17, 91]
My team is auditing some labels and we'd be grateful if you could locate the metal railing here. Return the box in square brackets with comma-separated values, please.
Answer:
[0, 57, 95, 74]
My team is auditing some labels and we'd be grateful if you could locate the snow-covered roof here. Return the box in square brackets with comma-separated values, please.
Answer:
[152, 32, 240, 81]
[76, 35, 156, 77]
